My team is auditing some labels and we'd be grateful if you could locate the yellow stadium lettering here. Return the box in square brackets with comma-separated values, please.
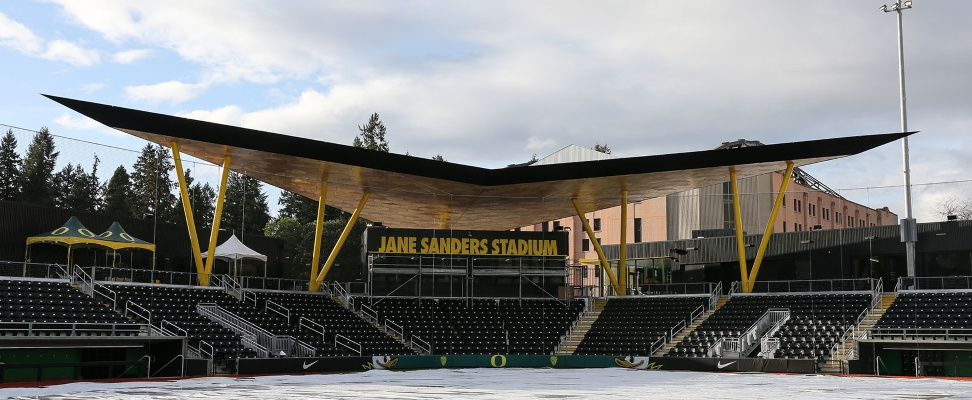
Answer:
[439, 238, 450, 254]
[420, 238, 430, 253]
[517, 239, 529, 256]
[450, 238, 461, 254]
[506, 239, 517, 255]
[477, 239, 488, 255]
[545, 240, 558, 255]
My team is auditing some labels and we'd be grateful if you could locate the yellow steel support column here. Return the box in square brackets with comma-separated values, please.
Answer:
[728, 166, 750, 287]
[571, 198, 623, 296]
[309, 177, 328, 292]
[202, 155, 232, 283]
[313, 191, 369, 290]
[619, 190, 628, 295]
[745, 161, 796, 293]
[171, 141, 207, 285]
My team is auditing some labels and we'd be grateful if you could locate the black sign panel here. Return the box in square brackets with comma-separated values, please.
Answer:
[237, 357, 371, 374]
[365, 228, 568, 257]
[648, 357, 817, 374]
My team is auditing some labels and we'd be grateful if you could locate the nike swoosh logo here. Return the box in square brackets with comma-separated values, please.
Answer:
[716, 361, 736, 369]
[303, 360, 319, 369]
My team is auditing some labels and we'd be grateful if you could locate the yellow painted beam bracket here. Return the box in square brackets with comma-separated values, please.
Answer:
[313, 190, 370, 290]
[745, 161, 796, 293]
[571, 198, 623, 296]
[170, 141, 207, 285]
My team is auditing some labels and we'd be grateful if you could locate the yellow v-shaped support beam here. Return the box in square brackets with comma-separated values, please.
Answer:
[572, 198, 623, 296]
[311, 190, 369, 292]
[729, 161, 795, 293]
[171, 140, 231, 287]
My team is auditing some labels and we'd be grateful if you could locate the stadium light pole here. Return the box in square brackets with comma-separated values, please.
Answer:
[880, 0, 917, 278]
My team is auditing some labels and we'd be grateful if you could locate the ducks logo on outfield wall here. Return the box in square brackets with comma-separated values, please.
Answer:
[614, 356, 662, 370]
[370, 356, 400, 370]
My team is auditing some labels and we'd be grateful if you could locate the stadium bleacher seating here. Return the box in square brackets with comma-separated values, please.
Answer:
[366, 297, 583, 355]
[104, 284, 260, 362]
[252, 291, 411, 356]
[0, 279, 140, 336]
[874, 292, 972, 340]
[669, 293, 871, 361]
[575, 296, 709, 356]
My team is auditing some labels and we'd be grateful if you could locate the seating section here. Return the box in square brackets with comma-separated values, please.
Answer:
[255, 291, 411, 356]
[0, 279, 140, 336]
[575, 296, 709, 356]
[875, 292, 972, 338]
[669, 293, 870, 361]
[367, 298, 583, 355]
[105, 284, 259, 362]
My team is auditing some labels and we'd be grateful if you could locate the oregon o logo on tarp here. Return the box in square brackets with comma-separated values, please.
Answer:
[78, 229, 94, 237]
[52, 227, 69, 235]
[490, 355, 506, 367]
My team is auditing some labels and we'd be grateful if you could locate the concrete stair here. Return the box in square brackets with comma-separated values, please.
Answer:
[555, 298, 607, 355]
[820, 292, 897, 374]
[652, 296, 727, 357]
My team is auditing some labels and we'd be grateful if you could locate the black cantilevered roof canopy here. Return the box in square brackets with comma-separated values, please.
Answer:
[46, 95, 911, 231]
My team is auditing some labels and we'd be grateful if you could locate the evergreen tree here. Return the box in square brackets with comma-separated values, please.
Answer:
[432, 154, 446, 162]
[52, 163, 78, 209]
[352, 113, 389, 152]
[69, 156, 103, 213]
[222, 172, 271, 235]
[594, 142, 611, 154]
[0, 129, 22, 201]
[18, 127, 58, 206]
[183, 169, 216, 229]
[277, 190, 347, 224]
[130, 144, 177, 223]
[103, 165, 132, 219]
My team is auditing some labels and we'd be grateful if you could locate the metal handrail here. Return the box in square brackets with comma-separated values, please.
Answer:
[157, 320, 187, 337]
[73, 265, 95, 296]
[729, 281, 740, 296]
[335, 333, 362, 355]
[0, 320, 142, 336]
[710, 281, 723, 310]
[266, 300, 290, 324]
[360, 304, 378, 323]
[242, 334, 268, 358]
[299, 316, 327, 341]
[151, 354, 184, 378]
[669, 320, 686, 345]
[125, 300, 153, 331]
[241, 290, 258, 308]
[649, 336, 666, 355]
[411, 334, 431, 355]
[93, 283, 118, 311]
[385, 319, 403, 339]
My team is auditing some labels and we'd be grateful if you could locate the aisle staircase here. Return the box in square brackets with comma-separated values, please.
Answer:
[554, 298, 607, 355]
[820, 292, 897, 374]
[652, 296, 728, 357]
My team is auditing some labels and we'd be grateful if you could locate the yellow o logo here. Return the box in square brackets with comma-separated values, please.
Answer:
[120, 233, 134, 242]
[78, 229, 94, 237]
[52, 227, 69, 235]
[100, 231, 113, 238]
[490, 355, 506, 368]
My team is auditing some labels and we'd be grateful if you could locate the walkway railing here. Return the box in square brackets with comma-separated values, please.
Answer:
[0, 261, 68, 280]
[196, 303, 315, 357]
[0, 321, 143, 336]
[896, 276, 972, 291]
[720, 308, 790, 358]
[641, 282, 715, 296]
[742, 278, 878, 294]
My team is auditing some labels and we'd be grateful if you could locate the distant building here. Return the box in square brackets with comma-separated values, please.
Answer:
[518, 141, 898, 294]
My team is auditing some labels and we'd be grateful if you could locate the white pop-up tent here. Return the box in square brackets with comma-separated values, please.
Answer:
[201, 234, 267, 278]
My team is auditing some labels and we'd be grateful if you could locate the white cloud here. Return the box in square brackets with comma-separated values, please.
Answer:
[54, 113, 101, 130]
[125, 80, 208, 105]
[0, 12, 43, 54]
[80, 83, 105, 94]
[112, 48, 153, 64]
[526, 136, 556, 151]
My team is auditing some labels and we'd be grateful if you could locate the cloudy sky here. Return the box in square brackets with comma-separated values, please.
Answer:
[1, 1, 970, 221]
